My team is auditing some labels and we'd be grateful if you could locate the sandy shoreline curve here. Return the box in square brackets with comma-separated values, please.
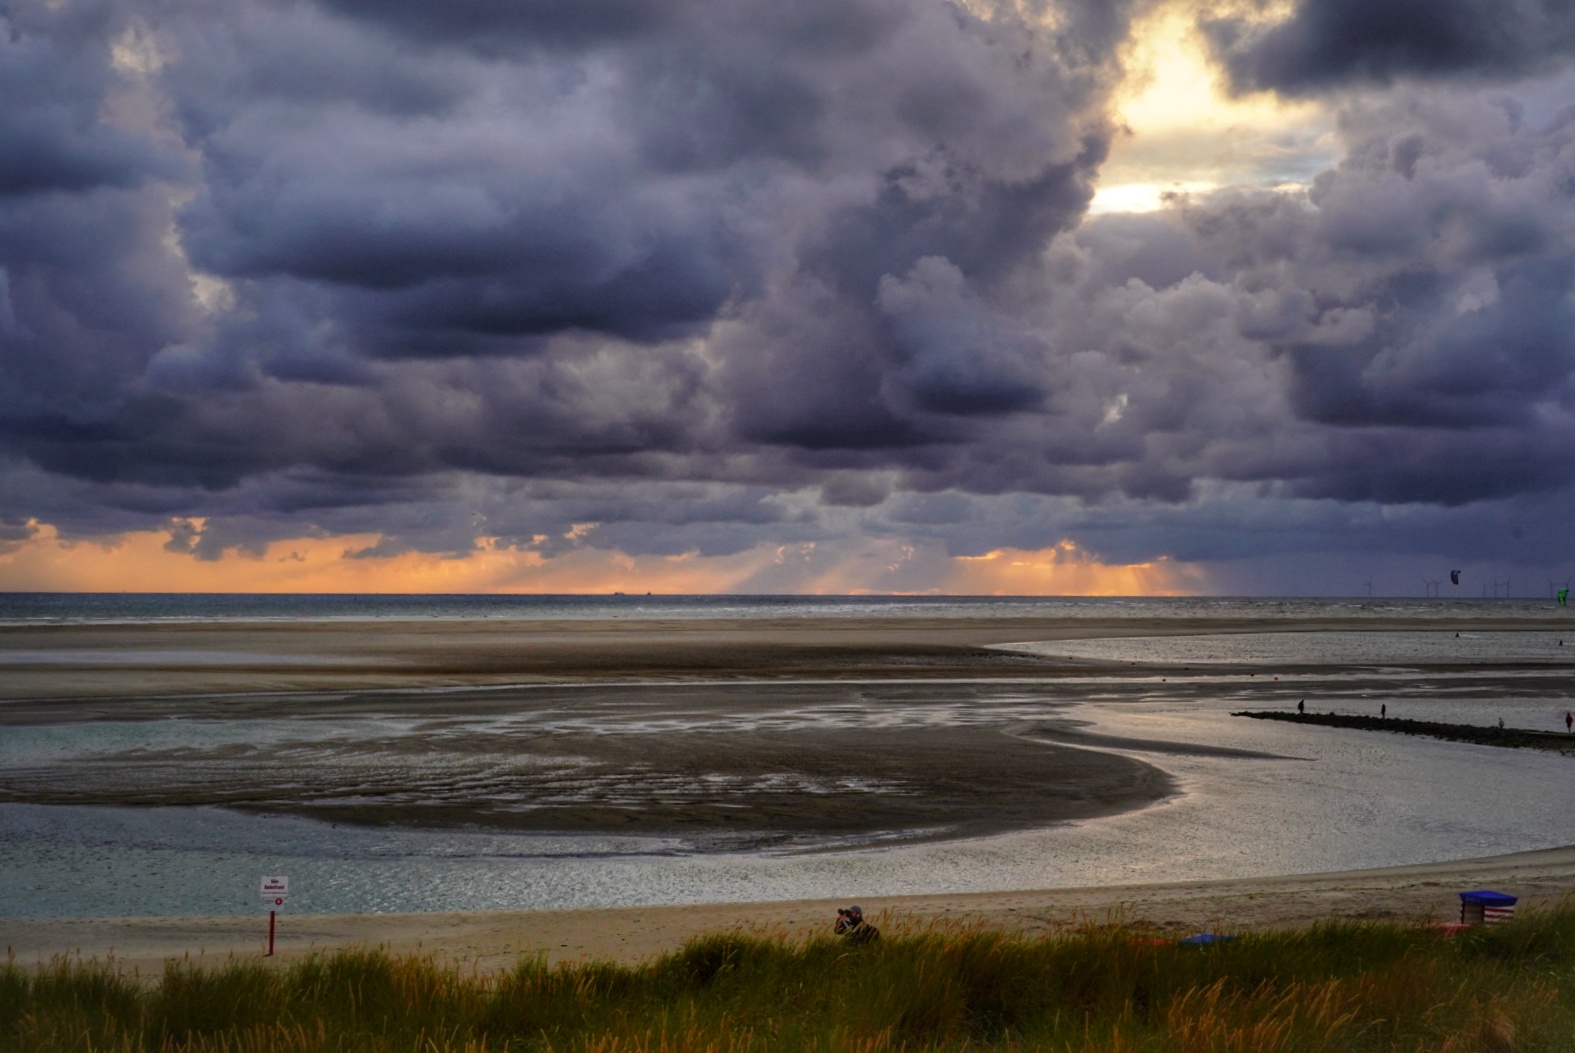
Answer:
[9, 845, 1573, 977]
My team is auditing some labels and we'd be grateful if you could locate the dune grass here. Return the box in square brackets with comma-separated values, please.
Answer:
[7, 904, 1575, 1051]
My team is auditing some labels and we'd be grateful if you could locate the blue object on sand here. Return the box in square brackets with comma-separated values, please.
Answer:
[1459, 890, 1518, 925]
[1178, 933, 1238, 946]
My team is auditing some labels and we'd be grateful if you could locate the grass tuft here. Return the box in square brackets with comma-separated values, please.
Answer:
[6, 901, 1575, 1051]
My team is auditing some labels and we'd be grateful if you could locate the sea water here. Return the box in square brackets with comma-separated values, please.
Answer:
[3, 594, 1574, 917]
[0, 591, 1567, 625]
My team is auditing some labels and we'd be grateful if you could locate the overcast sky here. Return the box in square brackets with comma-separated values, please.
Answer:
[3, 0, 1575, 595]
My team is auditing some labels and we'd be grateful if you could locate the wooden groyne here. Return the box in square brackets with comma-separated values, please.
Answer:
[1233, 710, 1575, 755]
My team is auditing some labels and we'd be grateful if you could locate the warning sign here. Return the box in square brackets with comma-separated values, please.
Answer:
[259, 876, 290, 899]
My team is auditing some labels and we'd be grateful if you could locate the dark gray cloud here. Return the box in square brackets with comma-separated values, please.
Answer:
[5, 0, 1575, 592]
[804, 82, 1575, 526]
[1165, 90, 1575, 506]
[0, 512, 37, 555]
[1202, 0, 1575, 96]
[160, 0, 1118, 363]
[316, 0, 681, 53]
[0, 2, 183, 196]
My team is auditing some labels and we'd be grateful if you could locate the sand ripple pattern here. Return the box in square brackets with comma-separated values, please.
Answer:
[0, 682, 1171, 850]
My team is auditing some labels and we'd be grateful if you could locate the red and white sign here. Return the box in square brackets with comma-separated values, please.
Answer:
[259, 876, 290, 899]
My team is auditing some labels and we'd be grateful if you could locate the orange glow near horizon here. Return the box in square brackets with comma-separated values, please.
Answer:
[0, 520, 1210, 596]
[945, 542, 1206, 596]
[0, 522, 764, 595]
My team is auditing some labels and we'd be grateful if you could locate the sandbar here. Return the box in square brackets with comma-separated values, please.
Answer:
[4, 611, 1570, 701]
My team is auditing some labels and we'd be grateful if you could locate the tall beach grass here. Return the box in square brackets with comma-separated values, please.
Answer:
[7, 904, 1575, 1051]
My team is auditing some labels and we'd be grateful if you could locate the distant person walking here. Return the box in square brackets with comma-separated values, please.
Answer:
[1565, 712, 1572, 733]
[1381, 704, 1386, 719]
[1297, 699, 1305, 715]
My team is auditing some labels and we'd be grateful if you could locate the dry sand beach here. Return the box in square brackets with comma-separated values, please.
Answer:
[8, 846, 1575, 976]
[5, 606, 1575, 973]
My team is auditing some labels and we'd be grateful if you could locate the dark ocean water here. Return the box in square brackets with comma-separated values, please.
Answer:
[0, 591, 1563, 625]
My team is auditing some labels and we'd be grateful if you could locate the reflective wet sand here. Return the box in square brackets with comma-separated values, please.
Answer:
[0, 681, 1176, 847]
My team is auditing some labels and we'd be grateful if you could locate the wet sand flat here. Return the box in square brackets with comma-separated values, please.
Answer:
[4, 613, 1575, 847]
[0, 669, 1183, 847]
[0, 616, 1097, 700]
[5, 611, 1571, 701]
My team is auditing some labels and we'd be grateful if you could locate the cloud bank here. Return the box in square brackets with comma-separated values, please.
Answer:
[2, 0, 1575, 593]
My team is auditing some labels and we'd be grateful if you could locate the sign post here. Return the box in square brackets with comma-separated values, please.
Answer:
[259, 876, 289, 956]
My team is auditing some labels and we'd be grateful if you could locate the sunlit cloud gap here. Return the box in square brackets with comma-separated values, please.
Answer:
[1092, 3, 1335, 213]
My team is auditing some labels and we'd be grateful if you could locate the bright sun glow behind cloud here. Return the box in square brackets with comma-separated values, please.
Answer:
[1090, 5, 1337, 214]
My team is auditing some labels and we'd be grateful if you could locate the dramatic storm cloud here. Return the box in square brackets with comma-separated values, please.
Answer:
[3, 0, 1575, 594]
[1204, 0, 1575, 95]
